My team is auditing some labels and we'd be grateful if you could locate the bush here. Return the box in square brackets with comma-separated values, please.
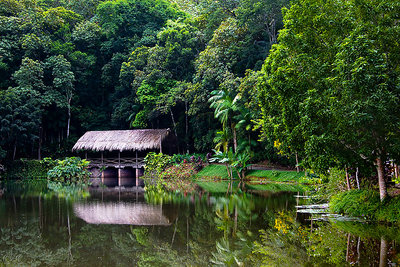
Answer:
[170, 153, 206, 165]
[47, 157, 91, 185]
[144, 152, 172, 176]
[330, 190, 380, 219]
[313, 168, 348, 200]
[4, 159, 53, 179]
[162, 163, 197, 180]
[330, 189, 400, 224]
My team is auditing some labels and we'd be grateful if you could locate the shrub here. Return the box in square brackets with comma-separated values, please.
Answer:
[330, 190, 380, 219]
[4, 159, 53, 179]
[162, 163, 197, 180]
[144, 152, 172, 176]
[329, 189, 400, 223]
[170, 153, 205, 168]
[314, 168, 347, 200]
[47, 157, 91, 185]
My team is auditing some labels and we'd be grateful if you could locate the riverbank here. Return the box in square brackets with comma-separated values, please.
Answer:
[330, 189, 400, 224]
[196, 164, 305, 183]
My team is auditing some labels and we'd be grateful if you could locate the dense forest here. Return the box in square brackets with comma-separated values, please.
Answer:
[0, 0, 287, 159]
[1, 0, 400, 200]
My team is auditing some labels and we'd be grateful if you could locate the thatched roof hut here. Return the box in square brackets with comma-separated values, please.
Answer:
[72, 129, 173, 152]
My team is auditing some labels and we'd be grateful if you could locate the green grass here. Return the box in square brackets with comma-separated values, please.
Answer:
[196, 164, 238, 180]
[196, 164, 305, 183]
[246, 169, 305, 182]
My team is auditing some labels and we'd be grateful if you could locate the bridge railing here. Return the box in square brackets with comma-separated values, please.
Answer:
[87, 157, 145, 167]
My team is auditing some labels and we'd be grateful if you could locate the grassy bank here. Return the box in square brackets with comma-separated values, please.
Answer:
[330, 189, 400, 224]
[196, 164, 305, 183]
[246, 169, 305, 182]
[195, 180, 306, 193]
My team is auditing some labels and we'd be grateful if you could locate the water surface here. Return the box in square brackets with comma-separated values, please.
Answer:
[0, 180, 399, 266]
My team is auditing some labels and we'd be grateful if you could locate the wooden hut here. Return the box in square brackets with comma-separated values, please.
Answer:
[72, 129, 176, 187]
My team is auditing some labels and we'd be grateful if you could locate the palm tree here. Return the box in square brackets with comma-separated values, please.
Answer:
[213, 128, 232, 153]
[209, 88, 240, 152]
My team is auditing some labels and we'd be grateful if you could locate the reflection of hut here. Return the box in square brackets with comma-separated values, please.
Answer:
[72, 129, 177, 187]
[73, 202, 172, 226]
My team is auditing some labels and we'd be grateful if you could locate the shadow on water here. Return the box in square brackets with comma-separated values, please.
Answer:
[0, 180, 399, 266]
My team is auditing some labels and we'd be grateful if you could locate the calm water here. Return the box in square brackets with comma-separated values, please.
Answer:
[0, 180, 399, 266]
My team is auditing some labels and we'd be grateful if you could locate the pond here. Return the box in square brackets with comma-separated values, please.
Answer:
[0, 180, 399, 266]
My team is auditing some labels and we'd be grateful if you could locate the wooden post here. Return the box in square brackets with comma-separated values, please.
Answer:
[101, 151, 103, 164]
[118, 151, 121, 166]
[118, 151, 121, 187]
[159, 136, 162, 154]
[136, 150, 139, 188]
[118, 168, 121, 187]
[85, 152, 87, 160]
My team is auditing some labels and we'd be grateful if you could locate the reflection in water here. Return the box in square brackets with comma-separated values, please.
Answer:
[74, 202, 172, 226]
[0, 181, 399, 266]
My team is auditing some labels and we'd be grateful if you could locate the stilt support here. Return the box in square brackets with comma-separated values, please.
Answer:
[136, 168, 139, 187]
[118, 168, 122, 187]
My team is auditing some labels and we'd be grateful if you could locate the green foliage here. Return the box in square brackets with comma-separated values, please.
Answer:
[247, 169, 305, 183]
[329, 189, 400, 223]
[144, 152, 172, 172]
[256, 0, 400, 199]
[162, 163, 198, 180]
[170, 153, 206, 165]
[196, 164, 234, 180]
[47, 157, 91, 185]
[3, 159, 51, 179]
[312, 168, 347, 200]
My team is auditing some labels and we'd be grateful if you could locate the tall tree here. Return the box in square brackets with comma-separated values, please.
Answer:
[46, 55, 75, 138]
[257, 0, 400, 200]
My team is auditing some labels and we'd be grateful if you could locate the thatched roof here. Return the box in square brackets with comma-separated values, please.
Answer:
[73, 202, 171, 225]
[72, 129, 170, 152]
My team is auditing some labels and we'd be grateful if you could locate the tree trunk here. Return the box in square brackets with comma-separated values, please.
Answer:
[345, 167, 351, 190]
[38, 126, 42, 160]
[169, 108, 178, 138]
[379, 238, 388, 267]
[232, 126, 237, 153]
[13, 141, 17, 161]
[66, 104, 71, 138]
[355, 167, 360, 190]
[375, 157, 388, 201]
[225, 164, 231, 179]
[295, 152, 299, 173]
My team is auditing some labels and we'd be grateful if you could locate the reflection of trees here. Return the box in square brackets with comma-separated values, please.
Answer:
[0, 218, 69, 266]
[253, 211, 309, 266]
[252, 211, 400, 266]
[2, 185, 399, 266]
[211, 193, 259, 265]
